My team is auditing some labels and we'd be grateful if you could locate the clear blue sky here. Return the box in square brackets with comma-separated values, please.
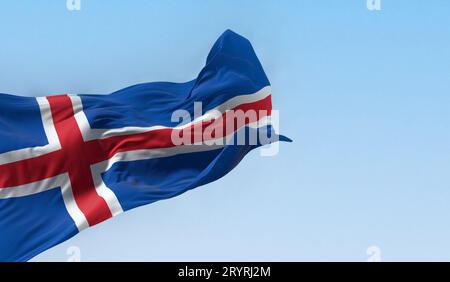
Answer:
[1, 0, 449, 261]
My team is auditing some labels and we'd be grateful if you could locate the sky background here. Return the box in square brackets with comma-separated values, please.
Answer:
[0, 0, 449, 261]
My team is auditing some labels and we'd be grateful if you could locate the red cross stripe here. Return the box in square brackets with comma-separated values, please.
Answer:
[0, 90, 272, 229]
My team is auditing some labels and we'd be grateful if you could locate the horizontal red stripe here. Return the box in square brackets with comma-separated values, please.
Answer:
[0, 150, 66, 188]
[85, 95, 272, 163]
[0, 94, 272, 189]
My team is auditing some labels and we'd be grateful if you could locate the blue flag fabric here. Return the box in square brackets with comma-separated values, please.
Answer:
[0, 30, 289, 261]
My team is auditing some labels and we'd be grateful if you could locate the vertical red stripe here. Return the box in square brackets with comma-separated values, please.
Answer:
[47, 95, 112, 226]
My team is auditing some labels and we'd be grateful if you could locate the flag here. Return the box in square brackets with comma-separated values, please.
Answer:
[0, 30, 289, 261]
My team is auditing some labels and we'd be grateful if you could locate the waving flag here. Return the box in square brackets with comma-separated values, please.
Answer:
[0, 30, 289, 261]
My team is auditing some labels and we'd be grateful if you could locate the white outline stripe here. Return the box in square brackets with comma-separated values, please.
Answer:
[91, 172, 123, 217]
[70, 86, 271, 141]
[60, 175, 89, 231]
[0, 174, 62, 199]
[89, 117, 272, 218]
[0, 173, 89, 231]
